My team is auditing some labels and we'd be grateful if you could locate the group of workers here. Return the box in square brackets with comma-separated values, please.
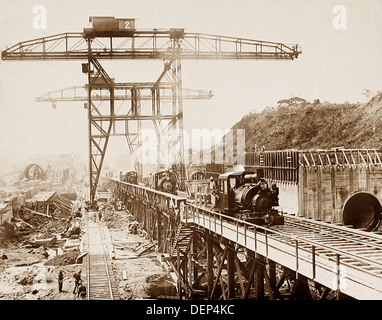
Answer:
[57, 269, 87, 299]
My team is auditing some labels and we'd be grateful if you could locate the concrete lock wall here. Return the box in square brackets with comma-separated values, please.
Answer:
[277, 182, 299, 215]
[298, 165, 382, 231]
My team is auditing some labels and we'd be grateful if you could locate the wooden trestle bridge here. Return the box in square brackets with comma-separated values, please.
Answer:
[108, 176, 382, 300]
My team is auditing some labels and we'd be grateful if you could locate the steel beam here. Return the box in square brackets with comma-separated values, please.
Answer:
[36, 85, 213, 103]
[2, 31, 301, 61]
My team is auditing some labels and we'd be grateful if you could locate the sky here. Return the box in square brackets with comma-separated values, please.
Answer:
[0, 0, 381, 172]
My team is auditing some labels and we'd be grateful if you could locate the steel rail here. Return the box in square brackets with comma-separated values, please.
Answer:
[99, 226, 114, 300]
[109, 178, 382, 271]
[283, 215, 382, 250]
[86, 212, 116, 300]
[184, 203, 382, 299]
[86, 212, 90, 300]
[184, 202, 382, 273]
[108, 177, 382, 298]
[111, 177, 382, 267]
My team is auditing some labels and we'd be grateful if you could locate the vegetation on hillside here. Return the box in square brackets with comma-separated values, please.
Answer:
[231, 93, 382, 152]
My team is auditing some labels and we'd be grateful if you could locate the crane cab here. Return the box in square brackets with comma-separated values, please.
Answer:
[84, 16, 136, 37]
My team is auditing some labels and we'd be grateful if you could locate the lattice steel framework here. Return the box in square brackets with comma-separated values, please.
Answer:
[36, 84, 213, 179]
[2, 23, 302, 202]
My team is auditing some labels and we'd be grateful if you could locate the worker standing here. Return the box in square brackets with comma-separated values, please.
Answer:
[58, 270, 64, 292]
[209, 177, 218, 206]
[77, 280, 87, 299]
[73, 270, 82, 294]
[209, 177, 215, 192]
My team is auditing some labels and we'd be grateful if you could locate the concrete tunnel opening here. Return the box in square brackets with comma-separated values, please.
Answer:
[343, 192, 382, 231]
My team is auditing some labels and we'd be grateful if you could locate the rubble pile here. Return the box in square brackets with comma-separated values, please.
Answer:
[44, 249, 80, 266]
[127, 221, 147, 237]
[50, 193, 74, 215]
[103, 210, 134, 229]
[0, 188, 85, 299]
[103, 210, 149, 238]
[143, 274, 177, 298]
[31, 218, 70, 239]
[0, 214, 71, 243]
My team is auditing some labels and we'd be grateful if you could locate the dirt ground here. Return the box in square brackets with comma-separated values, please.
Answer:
[0, 206, 85, 300]
[104, 210, 177, 300]
[0, 209, 176, 300]
[110, 229, 176, 299]
[0, 243, 83, 300]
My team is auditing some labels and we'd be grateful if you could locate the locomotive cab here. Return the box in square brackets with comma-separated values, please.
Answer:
[215, 170, 283, 225]
[216, 171, 246, 215]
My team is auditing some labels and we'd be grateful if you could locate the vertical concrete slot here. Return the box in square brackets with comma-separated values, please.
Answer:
[342, 192, 382, 231]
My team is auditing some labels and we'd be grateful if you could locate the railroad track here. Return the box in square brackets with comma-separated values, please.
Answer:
[84, 212, 120, 300]
[270, 215, 382, 275]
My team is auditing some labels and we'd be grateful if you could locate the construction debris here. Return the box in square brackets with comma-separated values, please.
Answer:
[135, 241, 157, 256]
[103, 210, 134, 230]
[44, 249, 81, 266]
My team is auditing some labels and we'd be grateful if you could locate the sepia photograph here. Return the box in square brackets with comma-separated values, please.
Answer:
[0, 0, 381, 306]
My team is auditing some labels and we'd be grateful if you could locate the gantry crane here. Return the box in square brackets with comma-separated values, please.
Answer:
[1, 16, 302, 202]
[36, 85, 213, 104]
[35, 84, 213, 177]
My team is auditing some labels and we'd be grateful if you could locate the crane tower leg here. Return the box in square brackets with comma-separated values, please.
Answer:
[85, 52, 114, 203]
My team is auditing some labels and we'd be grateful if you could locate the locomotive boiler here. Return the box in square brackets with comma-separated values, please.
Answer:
[213, 170, 283, 225]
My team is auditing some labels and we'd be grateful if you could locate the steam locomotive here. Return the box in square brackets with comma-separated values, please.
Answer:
[121, 171, 138, 185]
[146, 170, 177, 194]
[212, 170, 283, 225]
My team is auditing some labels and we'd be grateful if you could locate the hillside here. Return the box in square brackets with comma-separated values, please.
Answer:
[230, 93, 382, 152]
